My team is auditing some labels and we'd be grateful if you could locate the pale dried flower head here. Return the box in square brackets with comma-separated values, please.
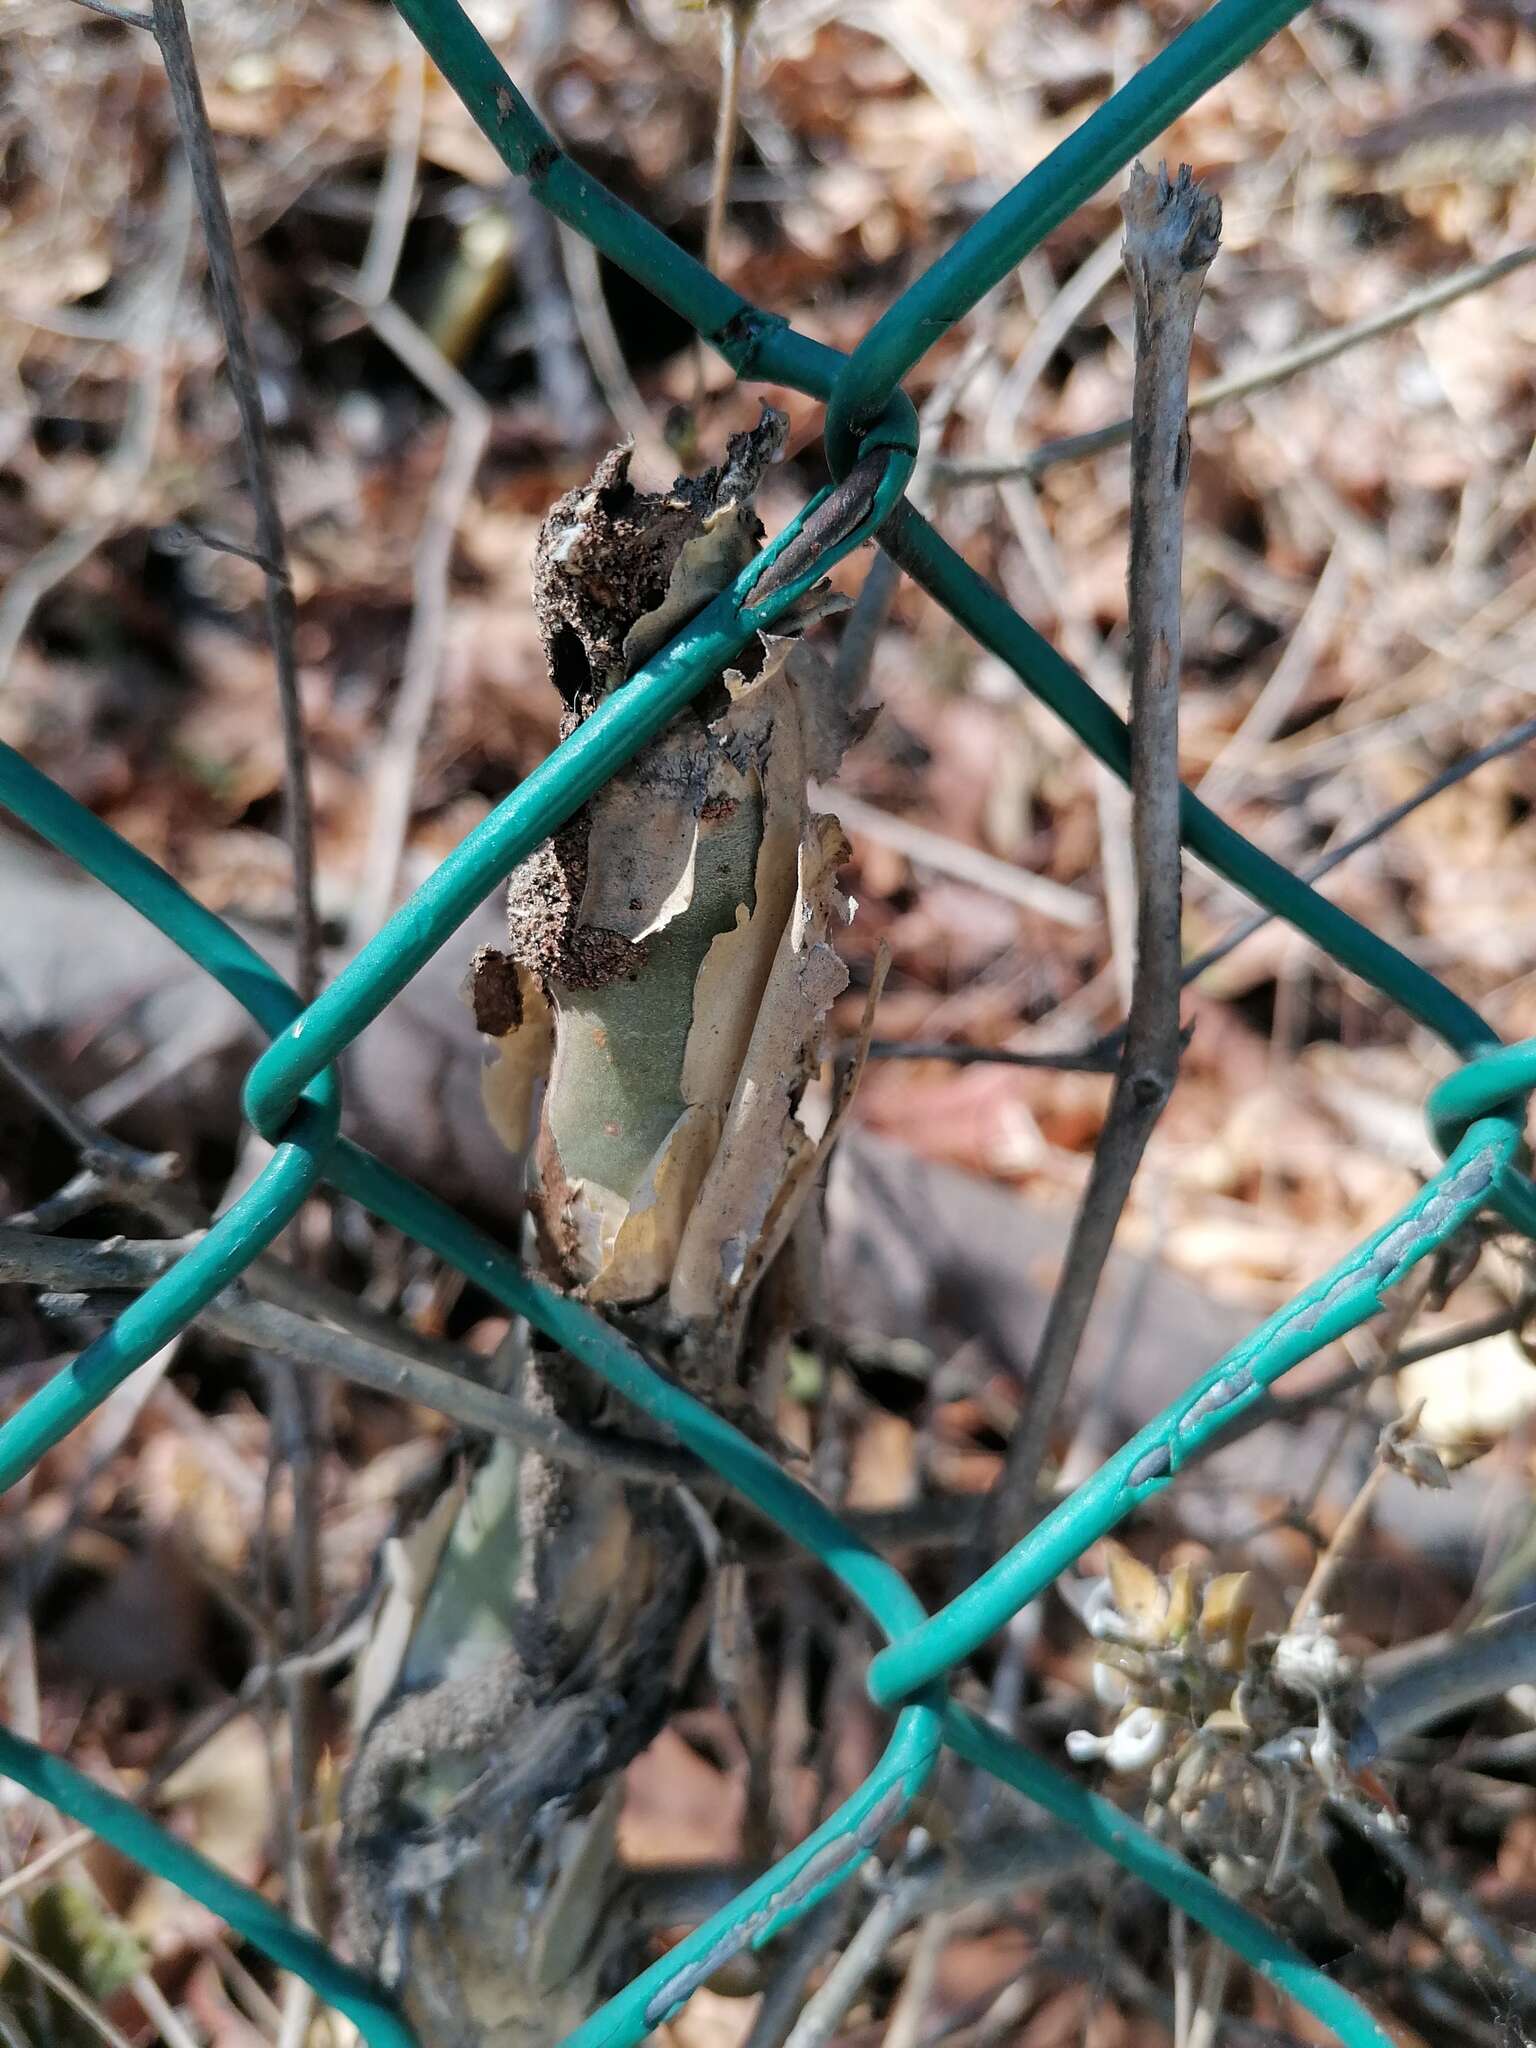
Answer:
[1066, 1542, 1376, 1918]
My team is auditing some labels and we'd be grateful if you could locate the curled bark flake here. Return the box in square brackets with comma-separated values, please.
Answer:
[464, 952, 554, 1154]
[668, 811, 853, 1325]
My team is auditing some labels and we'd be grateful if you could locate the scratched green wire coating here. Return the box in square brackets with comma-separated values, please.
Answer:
[2, 4, 1533, 2047]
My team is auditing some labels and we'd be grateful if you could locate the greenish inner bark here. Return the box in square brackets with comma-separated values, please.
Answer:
[547, 784, 764, 1198]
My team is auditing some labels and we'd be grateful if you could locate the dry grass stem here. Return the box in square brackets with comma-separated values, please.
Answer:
[339, 294, 490, 945]
[941, 241, 1536, 485]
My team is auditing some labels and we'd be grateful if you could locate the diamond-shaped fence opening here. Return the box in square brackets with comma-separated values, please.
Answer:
[2, 4, 1534, 2047]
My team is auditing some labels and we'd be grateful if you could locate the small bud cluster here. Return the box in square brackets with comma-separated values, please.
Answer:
[1065, 1543, 1379, 1912]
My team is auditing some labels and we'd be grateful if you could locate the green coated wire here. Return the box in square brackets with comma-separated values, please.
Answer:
[881, 504, 1501, 1063]
[241, 445, 914, 1140]
[0, 744, 1492, 2048]
[824, 0, 1314, 463]
[0, 748, 342, 1490]
[388, 0, 1324, 488]
[566, 1712, 942, 2048]
[0, 747, 312, 1047]
[944, 1709, 1394, 2048]
[0, 437, 914, 1479]
[0, 769, 952, 2042]
[382, 0, 844, 404]
[1428, 1044, 1536, 1234]
[325, 1136, 1403, 2048]
[0, 1117, 329, 1491]
[866, 1116, 1524, 1708]
[368, 0, 1507, 1076]
[0, 1727, 418, 2048]
[0, 764, 945, 2039]
[324, 1136, 931, 1637]
[3, 0, 1531, 2038]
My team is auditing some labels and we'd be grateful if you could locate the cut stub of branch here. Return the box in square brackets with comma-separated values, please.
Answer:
[341, 413, 877, 2048]
[480, 409, 867, 1366]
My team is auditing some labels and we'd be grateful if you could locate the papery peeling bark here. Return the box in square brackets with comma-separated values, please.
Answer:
[341, 414, 878, 2046]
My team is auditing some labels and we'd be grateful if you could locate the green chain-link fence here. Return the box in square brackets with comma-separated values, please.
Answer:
[3, 2, 1533, 2044]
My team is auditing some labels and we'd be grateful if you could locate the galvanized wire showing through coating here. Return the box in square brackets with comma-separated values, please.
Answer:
[3, 3, 1534, 2045]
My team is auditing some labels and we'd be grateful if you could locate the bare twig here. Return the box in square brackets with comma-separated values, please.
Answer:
[1043, 707, 1536, 1085]
[325, 56, 491, 950]
[1171, 709, 1536, 996]
[68, 0, 152, 26]
[510, 183, 603, 437]
[863, 1039, 1119, 1073]
[985, 164, 1219, 1548]
[996, 475, 1137, 1006]
[939, 242, 1536, 485]
[0, 1611, 376, 1927]
[780, 1831, 1090, 2048]
[151, 0, 320, 1002]
[1290, 1459, 1390, 1630]
[832, 550, 902, 700]
[153, 4, 330, 1925]
[0, 1929, 135, 2048]
[0, 1025, 585, 1399]
[704, 1, 756, 277]
[132, 262, 329, 1988]
[692, 0, 759, 414]
[740, 1891, 856, 2048]
[354, 16, 424, 309]
[557, 225, 675, 470]
[812, 782, 1097, 927]
[1186, 1943, 1232, 2048]
[0, 1828, 95, 1911]
[1196, 542, 1350, 800]
[0, 1227, 694, 1485]
[1329, 1792, 1536, 2006]
[156, 517, 284, 575]
[0, 1026, 179, 1187]
[124, 1972, 200, 2048]
[883, 1910, 949, 2048]
[782, 1854, 945, 2048]
[981, 230, 1125, 460]
[1172, 1908, 1193, 2048]
[1357, 1603, 1536, 1760]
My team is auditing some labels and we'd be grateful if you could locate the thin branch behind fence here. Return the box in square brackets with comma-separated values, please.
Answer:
[985, 163, 1221, 1553]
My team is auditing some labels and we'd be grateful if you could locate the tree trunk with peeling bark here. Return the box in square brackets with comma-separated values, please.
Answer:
[339, 415, 878, 2047]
